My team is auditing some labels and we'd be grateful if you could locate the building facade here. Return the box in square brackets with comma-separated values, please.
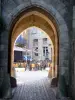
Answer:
[24, 27, 53, 62]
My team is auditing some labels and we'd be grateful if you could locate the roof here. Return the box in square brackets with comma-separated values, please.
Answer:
[14, 46, 31, 52]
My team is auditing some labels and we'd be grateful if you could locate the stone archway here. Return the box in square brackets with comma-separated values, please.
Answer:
[6, 4, 69, 97]
[8, 5, 69, 79]
[0, 0, 70, 98]
[10, 9, 58, 78]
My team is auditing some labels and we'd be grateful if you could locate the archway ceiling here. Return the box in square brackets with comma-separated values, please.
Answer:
[12, 11, 57, 46]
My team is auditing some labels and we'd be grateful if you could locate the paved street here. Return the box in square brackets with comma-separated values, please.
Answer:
[11, 71, 57, 100]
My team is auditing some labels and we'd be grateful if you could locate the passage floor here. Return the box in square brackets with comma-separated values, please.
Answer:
[11, 71, 57, 100]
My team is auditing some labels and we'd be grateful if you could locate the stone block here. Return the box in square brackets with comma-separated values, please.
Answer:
[73, 6, 75, 21]
[55, 12, 65, 25]
[59, 42, 69, 49]
[31, 0, 48, 10]
[31, 0, 56, 17]
[46, 4, 56, 16]
[59, 8, 67, 17]
[3, 16, 11, 27]
[8, 1, 31, 20]
[0, 74, 12, 99]
[61, 97, 71, 100]
[1, 58, 8, 66]
[0, 52, 8, 63]
[13, 0, 22, 5]
[0, 45, 5, 51]
[59, 24, 68, 32]
[63, 11, 72, 22]
[2, 0, 17, 14]
[51, 0, 65, 11]
[16, 2, 31, 13]
[0, 45, 8, 53]
[72, 28, 75, 39]
[59, 51, 69, 61]
[73, 6, 75, 13]
[43, 0, 52, 4]
[0, 68, 5, 88]
[59, 31, 69, 42]
[59, 59, 69, 70]
[1, 31, 8, 44]
[56, 3, 65, 11]
[73, 19, 75, 28]
[59, 74, 69, 97]
[73, 11, 75, 20]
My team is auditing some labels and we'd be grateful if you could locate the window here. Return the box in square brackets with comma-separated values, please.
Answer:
[33, 39, 38, 42]
[33, 39, 38, 46]
[43, 47, 45, 56]
[32, 32, 36, 35]
[43, 38, 47, 44]
[49, 44, 51, 46]
[27, 53, 29, 55]
[35, 47, 38, 52]
[34, 53, 38, 56]
[46, 47, 48, 55]
[43, 47, 49, 58]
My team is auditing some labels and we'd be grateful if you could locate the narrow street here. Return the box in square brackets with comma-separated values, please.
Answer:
[11, 71, 57, 100]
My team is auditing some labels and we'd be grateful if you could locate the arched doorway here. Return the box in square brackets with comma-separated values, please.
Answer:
[13, 26, 54, 77]
[8, 6, 70, 98]
[1, 0, 70, 98]
[8, 7, 58, 79]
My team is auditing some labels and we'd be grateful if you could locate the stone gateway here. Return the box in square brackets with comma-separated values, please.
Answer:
[0, 0, 75, 100]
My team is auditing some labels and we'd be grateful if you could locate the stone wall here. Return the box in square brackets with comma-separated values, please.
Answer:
[0, 0, 1, 15]
[71, 6, 75, 100]
[0, 0, 74, 99]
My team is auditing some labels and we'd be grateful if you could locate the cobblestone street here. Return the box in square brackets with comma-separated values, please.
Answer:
[11, 71, 57, 100]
